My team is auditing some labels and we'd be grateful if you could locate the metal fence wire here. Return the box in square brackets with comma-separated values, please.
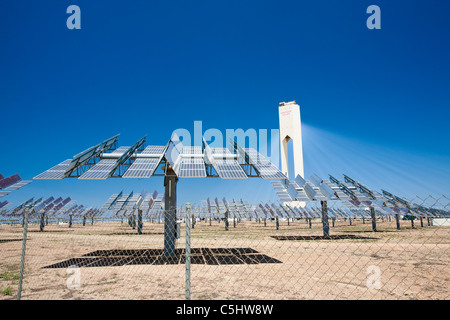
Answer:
[0, 195, 449, 300]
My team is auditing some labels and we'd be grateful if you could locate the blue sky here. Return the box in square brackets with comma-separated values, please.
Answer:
[0, 1, 449, 208]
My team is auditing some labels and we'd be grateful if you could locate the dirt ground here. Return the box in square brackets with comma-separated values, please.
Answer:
[0, 218, 448, 300]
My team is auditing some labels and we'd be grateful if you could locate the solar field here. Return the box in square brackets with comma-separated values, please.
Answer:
[1, 128, 448, 300]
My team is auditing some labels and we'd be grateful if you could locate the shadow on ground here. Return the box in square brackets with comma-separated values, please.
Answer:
[106, 232, 165, 236]
[0, 238, 23, 243]
[271, 235, 378, 240]
[43, 247, 282, 268]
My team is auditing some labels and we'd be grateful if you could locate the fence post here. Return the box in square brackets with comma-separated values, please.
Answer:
[17, 209, 30, 300]
[185, 203, 191, 301]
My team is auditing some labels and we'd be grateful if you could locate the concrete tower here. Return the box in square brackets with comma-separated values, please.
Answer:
[279, 100, 304, 179]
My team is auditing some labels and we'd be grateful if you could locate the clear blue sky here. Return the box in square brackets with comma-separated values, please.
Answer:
[1, 1, 449, 208]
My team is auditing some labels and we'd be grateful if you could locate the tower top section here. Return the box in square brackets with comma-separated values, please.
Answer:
[278, 100, 297, 107]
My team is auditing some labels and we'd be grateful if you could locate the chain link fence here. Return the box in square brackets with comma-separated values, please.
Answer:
[0, 195, 448, 300]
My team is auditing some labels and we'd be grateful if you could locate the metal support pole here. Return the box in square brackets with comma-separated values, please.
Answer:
[370, 207, 377, 232]
[276, 216, 279, 230]
[395, 214, 400, 230]
[321, 201, 330, 238]
[264, 217, 266, 227]
[309, 218, 312, 229]
[410, 213, 415, 229]
[225, 210, 229, 231]
[164, 167, 178, 257]
[91, 217, 94, 225]
[39, 211, 45, 232]
[192, 214, 195, 229]
[82, 216, 86, 226]
[132, 215, 136, 229]
[420, 216, 423, 228]
[332, 217, 336, 228]
[185, 203, 191, 300]
[137, 209, 143, 235]
[69, 215, 73, 228]
[17, 210, 30, 300]
[349, 217, 352, 226]
[233, 215, 236, 228]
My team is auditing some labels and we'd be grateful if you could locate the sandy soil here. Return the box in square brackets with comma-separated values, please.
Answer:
[0, 218, 448, 300]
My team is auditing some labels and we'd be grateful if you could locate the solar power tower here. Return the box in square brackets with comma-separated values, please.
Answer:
[34, 133, 287, 257]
